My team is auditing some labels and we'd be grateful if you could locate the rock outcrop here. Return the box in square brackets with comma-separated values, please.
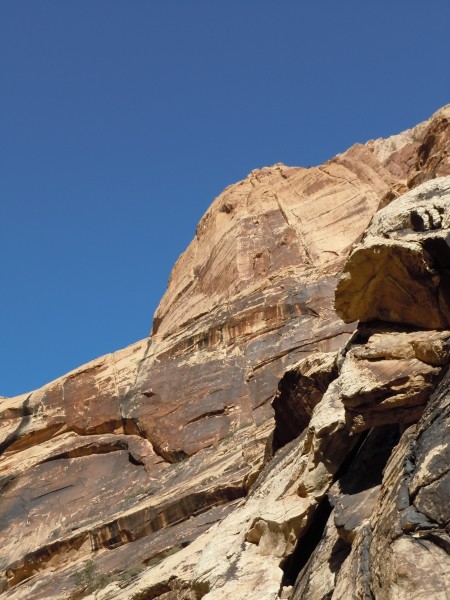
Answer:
[0, 105, 449, 599]
[336, 176, 450, 328]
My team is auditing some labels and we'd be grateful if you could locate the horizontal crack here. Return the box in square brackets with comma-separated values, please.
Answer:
[185, 408, 226, 426]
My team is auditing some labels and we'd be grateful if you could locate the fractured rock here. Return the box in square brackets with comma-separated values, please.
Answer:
[271, 352, 338, 452]
[336, 176, 450, 328]
[333, 370, 450, 598]
[338, 326, 450, 431]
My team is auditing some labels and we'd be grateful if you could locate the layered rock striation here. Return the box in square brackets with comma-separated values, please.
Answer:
[0, 105, 449, 599]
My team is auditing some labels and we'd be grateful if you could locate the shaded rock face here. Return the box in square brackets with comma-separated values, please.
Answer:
[331, 379, 450, 600]
[0, 106, 449, 600]
[271, 352, 338, 452]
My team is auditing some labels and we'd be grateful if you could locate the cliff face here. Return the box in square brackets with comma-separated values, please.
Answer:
[0, 106, 449, 600]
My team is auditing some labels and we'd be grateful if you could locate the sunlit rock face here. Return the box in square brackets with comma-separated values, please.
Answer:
[292, 175, 450, 600]
[335, 176, 450, 329]
[0, 105, 449, 600]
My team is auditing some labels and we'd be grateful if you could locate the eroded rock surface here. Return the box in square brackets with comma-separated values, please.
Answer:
[271, 352, 338, 453]
[333, 374, 450, 599]
[0, 105, 449, 599]
[339, 325, 450, 431]
[336, 176, 450, 328]
[293, 177, 450, 599]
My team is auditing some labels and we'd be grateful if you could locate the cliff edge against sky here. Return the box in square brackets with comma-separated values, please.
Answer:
[1, 105, 449, 599]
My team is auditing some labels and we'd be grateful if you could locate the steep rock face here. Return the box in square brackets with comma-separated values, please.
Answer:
[331, 368, 450, 599]
[0, 106, 449, 600]
[291, 176, 450, 599]
[339, 325, 450, 431]
[106, 178, 450, 600]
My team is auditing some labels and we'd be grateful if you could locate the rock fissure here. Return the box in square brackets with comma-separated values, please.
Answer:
[281, 496, 334, 587]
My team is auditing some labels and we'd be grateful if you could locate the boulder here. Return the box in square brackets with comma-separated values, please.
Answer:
[336, 176, 450, 328]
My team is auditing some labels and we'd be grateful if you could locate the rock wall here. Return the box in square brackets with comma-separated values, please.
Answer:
[0, 105, 449, 599]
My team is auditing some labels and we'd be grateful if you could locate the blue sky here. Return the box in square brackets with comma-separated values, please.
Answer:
[1, 1, 449, 396]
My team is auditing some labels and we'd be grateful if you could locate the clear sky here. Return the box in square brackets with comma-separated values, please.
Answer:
[1, 1, 449, 397]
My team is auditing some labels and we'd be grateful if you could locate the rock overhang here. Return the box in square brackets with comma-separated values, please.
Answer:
[335, 176, 450, 329]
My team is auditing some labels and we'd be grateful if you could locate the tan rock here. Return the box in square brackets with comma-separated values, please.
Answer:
[336, 176, 450, 328]
[333, 369, 450, 598]
[338, 327, 450, 431]
[90, 383, 359, 600]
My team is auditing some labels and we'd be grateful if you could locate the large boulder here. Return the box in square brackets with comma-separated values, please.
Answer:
[336, 176, 450, 328]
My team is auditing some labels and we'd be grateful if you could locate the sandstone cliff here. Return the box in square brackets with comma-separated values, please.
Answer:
[0, 105, 449, 600]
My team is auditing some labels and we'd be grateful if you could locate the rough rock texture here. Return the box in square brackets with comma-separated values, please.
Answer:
[332, 374, 450, 599]
[271, 352, 338, 452]
[335, 176, 450, 328]
[292, 176, 450, 599]
[339, 325, 450, 431]
[0, 105, 449, 600]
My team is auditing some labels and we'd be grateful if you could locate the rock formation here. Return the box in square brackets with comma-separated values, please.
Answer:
[0, 105, 449, 599]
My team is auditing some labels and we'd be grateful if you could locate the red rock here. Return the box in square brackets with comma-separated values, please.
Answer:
[0, 105, 449, 599]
